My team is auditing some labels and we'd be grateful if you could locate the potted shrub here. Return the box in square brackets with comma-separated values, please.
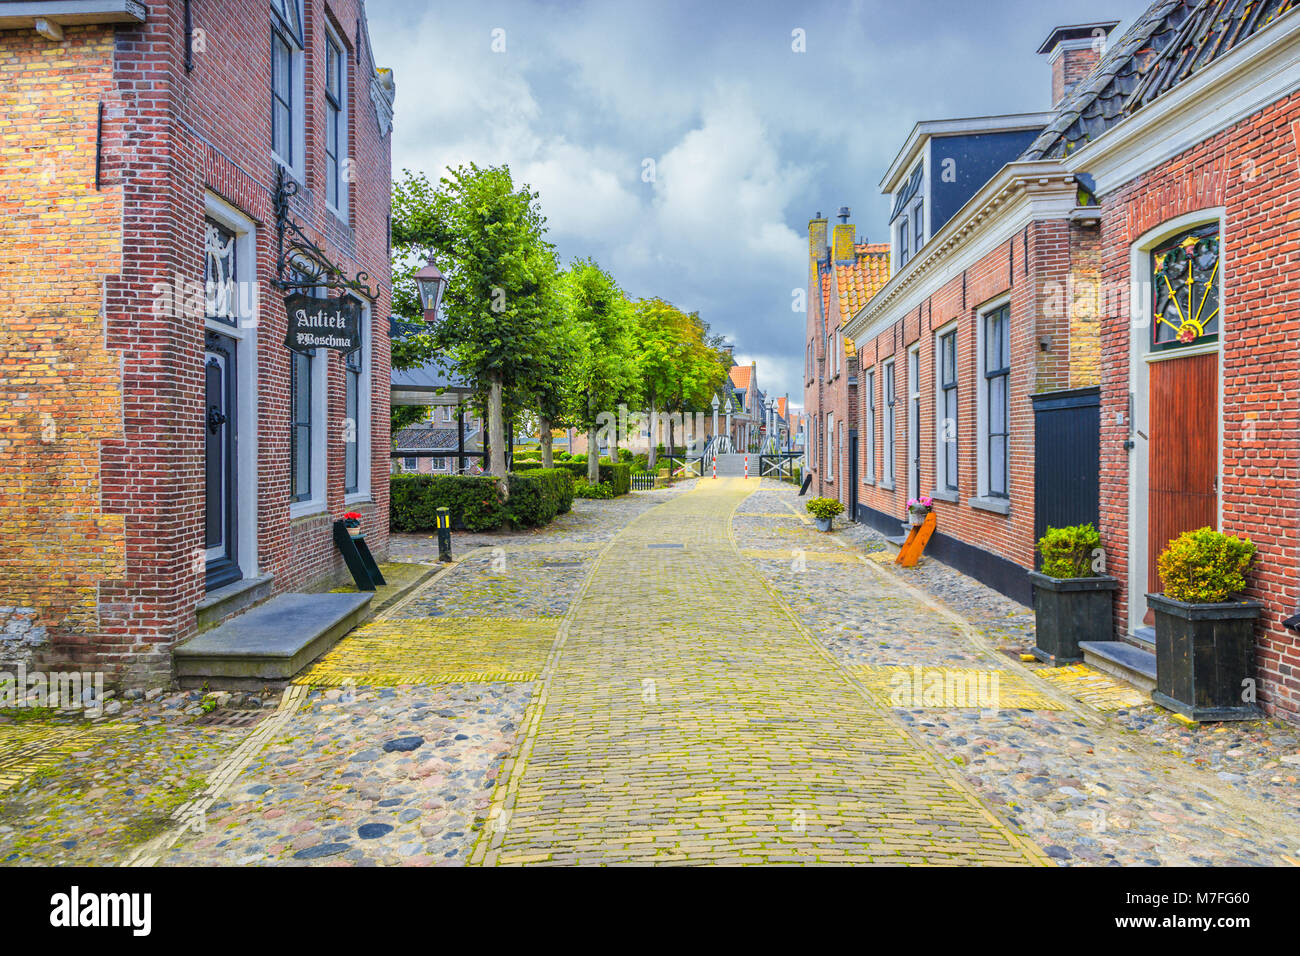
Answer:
[1149, 527, 1260, 721]
[906, 496, 933, 527]
[1028, 523, 1117, 665]
[806, 496, 843, 532]
[342, 511, 363, 537]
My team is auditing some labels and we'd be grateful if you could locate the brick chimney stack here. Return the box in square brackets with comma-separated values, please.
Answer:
[1038, 21, 1120, 108]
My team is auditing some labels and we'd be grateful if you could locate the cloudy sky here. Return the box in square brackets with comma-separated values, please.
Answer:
[368, 0, 1150, 407]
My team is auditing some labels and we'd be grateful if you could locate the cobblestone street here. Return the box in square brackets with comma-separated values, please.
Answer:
[2, 479, 1297, 866]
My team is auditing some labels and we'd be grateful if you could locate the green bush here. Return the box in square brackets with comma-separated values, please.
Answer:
[1157, 527, 1256, 603]
[805, 496, 844, 520]
[574, 478, 614, 499]
[507, 468, 575, 526]
[632, 453, 649, 474]
[569, 453, 587, 463]
[390, 474, 505, 532]
[542, 461, 631, 496]
[1037, 523, 1102, 579]
[618, 448, 633, 463]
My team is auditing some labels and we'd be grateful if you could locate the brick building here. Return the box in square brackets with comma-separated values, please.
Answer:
[0, 0, 395, 686]
[802, 208, 890, 514]
[1019, 0, 1300, 718]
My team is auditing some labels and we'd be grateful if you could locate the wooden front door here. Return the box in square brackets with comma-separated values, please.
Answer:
[1147, 352, 1217, 607]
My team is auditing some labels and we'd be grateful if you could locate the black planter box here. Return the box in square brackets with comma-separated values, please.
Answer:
[1147, 592, 1262, 721]
[1029, 571, 1118, 665]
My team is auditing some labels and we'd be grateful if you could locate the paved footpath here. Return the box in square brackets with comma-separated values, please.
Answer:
[471, 478, 1044, 865]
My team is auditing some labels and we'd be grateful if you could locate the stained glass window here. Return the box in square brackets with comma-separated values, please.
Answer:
[1152, 223, 1219, 350]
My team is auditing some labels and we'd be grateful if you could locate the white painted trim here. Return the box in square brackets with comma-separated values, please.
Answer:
[846, 161, 1075, 346]
[271, 1, 307, 183]
[933, 319, 959, 494]
[906, 345, 921, 503]
[344, 297, 372, 505]
[1125, 207, 1226, 633]
[323, 17, 350, 221]
[203, 193, 260, 579]
[863, 365, 876, 483]
[974, 294, 1012, 501]
[882, 357, 897, 485]
[1064, 10, 1300, 195]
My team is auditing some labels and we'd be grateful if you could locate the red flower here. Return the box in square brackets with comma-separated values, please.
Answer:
[343, 511, 362, 521]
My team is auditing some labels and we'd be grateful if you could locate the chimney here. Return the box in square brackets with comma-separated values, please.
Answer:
[832, 206, 854, 265]
[808, 211, 828, 266]
[1037, 21, 1119, 108]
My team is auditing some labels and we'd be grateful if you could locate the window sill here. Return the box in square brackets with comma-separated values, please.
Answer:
[968, 495, 1010, 515]
[931, 489, 959, 503]
[879, 480, 895, 492]
[862, 477, 875, 487]
[289, 501, 326, 522]
[344, 492, 372, 507]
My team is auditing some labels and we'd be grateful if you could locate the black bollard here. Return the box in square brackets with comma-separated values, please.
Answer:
[436, 507, 452, 563]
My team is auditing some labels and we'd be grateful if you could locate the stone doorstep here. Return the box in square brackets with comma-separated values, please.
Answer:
[195, 574, 274, 633]
[174, 592, 373, 687]
[1078, 640, 1158, 695]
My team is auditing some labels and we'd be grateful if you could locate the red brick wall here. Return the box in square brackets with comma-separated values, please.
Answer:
[854, 219, 1086, 572]
[1097, 91, 1300, 718]
[0, 26, 125, 671]
[0, 0, 392, 686]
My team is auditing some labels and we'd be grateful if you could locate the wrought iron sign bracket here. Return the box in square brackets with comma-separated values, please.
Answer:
[272, 165, 377, 300]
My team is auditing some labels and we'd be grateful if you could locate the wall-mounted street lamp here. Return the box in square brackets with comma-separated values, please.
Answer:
[414, 254, 445, 323]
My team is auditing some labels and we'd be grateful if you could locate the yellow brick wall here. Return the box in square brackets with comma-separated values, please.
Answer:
[0, 27, 124, 666]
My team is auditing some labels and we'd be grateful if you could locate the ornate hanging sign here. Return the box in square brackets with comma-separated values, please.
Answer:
[283, 294, 362, 354]
[272, 165, 376, 300]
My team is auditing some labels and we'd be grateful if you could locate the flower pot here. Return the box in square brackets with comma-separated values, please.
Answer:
[907, 511, 929, 527]
[1147, 592, 1263, 721]
[1028, 571, 1118, 665]
[814, 517, 832, 532]
[347, 526, 362, 538]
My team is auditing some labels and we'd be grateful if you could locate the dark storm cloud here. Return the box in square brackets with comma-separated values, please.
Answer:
[367, 0, 1150, 404]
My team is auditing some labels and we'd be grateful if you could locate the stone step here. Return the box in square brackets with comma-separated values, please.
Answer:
[175, 592, 373, 688]
[1127, 626, 1156, 651]
[1079, 640, 1157, 694]
[195, 574, 274, 633]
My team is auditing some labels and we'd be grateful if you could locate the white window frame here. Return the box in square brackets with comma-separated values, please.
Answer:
[323, 20, 349, 219]
[973, 296, 1012, 512]
[203, 193, 261, 579]
[825, 412, 834, 481]
[912, 199, 925, 255]
[898, 219, 910, 268]
[882, 358, 896, 487]
[865, 367, 876, 483]
[289, 294, 330, 519]
[343, 298, 372, 504]
[271, 0, 306, 181]
[934, 323, 959, 496]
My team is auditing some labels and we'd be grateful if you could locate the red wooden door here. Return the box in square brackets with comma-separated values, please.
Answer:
[1147, 352, 1218, 607]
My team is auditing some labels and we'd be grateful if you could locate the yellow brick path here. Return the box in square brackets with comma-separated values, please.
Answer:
[471, 479, 1045, 865]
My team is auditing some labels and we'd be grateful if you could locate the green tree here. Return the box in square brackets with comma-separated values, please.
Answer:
[561, 260, 639, 483]
[392, 165, 557, 496]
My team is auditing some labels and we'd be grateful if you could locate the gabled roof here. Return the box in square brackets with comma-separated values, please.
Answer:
[393, 426, 479, 454]
[1023, 0, 1298, 161]
[835, 243, 891, 329]
[729, 365, 753, 391]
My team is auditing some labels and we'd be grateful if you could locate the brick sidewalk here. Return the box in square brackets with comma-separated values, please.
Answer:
[471, 478, 1045, 865]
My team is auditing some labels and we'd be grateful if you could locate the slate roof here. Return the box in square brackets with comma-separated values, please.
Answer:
[1023, 0, 1298, 161]
[393, 426, 477, 453]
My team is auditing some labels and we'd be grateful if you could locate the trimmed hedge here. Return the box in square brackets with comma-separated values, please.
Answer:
[507, 468, 575, 526]
[513, 460, 631, 496]
[390, 474, 505, 532]
[390, 468, 575, 532]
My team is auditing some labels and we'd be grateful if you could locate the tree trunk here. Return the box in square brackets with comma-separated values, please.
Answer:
[540, 416, 554, 468]
[488, 373, 508, 498]
[587, 426, 600, 484]
[668, 415, 675, 460]
[646, 399, 658, 471]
